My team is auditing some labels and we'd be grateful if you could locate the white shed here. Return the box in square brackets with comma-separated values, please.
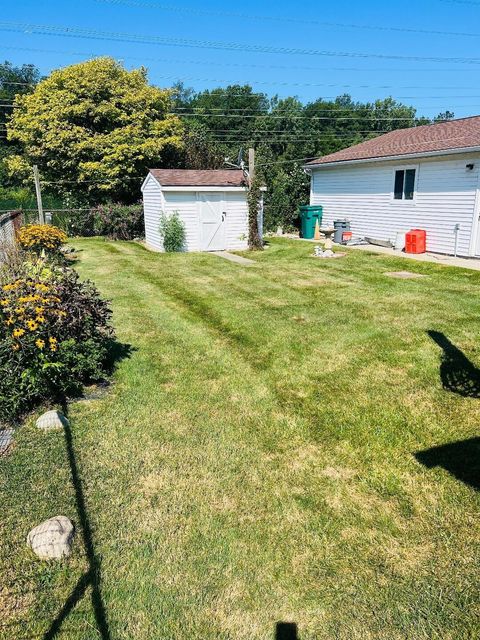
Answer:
[306, 116, 480, 257]
[141, 169, 259, 252]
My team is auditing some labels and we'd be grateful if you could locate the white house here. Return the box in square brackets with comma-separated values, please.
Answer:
[141, 169, 260, 252]
[306, 116, 480, 257]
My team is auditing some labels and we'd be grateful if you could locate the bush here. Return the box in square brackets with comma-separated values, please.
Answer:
[17, 224, 67, 254]
[0, 261, 113, 423]
[92, 203, 144, 240]
[65, 209, 96, 237]
[159, 212, 186, 252]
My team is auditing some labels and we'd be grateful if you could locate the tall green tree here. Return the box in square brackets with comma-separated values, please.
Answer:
[6, 57, 184, 203]
[0, 61, 40, 187]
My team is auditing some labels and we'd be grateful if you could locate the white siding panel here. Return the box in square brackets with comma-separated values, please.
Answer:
[142, 175, 164, 251]
[225, 191, 249, 250]
[142, 177, 250, 252]
[310, 154, 480, 256]
[163, 192, 200, 252]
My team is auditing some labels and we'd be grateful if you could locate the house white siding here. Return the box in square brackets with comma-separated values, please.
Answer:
[310, 153, 480, 257]
[142, 175, 253, 252]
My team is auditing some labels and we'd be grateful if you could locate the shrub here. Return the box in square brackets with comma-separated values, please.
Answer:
[65, 209, 96, 238]
[17, 224, 67, 254]
[92, 203, 144, 240]
[0, 261, 113, 423]
[159, 212, 185, 252]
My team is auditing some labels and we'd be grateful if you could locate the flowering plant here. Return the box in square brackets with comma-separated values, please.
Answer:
[0, 264, 113, 422]
[17, 224, 67, 253]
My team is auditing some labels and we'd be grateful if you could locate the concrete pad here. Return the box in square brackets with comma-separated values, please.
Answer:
[212, 251, 255, 265]
[344, 243, 480, 271]
[292, 236, 480, 271]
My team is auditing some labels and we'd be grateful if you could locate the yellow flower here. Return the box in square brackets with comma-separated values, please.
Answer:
[13, 328, 25, 338]
[49, 336, 58, 352]
[2, 284, 14, 291]
[58, 311, 67, 318]
[35, 306, 45, 315]
[0, 299, 9, 306]
[12, 343, 20, 351]
[35, 339, 45, 349]
[26, 320, 39, 332]
[15, 307, 26, 315]
[5, 316, 14, 326]
[36, 315, 46, 324]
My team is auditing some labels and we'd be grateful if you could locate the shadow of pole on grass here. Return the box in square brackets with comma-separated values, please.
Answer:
[43, 406, 111, 640]
[43, 340, 133, 637]
[427, 330, 480, 398]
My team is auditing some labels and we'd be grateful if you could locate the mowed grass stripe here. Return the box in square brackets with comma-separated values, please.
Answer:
[1, 237, 479, 639]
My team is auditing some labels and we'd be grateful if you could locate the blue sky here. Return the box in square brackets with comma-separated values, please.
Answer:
[2, 0, 480, 119]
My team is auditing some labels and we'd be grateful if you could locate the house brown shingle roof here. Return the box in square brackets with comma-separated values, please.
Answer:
[307, 116, 480, 166]
[150, 169, 246, 186]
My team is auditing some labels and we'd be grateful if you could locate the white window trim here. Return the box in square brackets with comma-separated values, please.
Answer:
[391, 164, 419, 204]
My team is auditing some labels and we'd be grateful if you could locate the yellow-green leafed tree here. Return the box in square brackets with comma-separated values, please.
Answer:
[6, 57, 184, 202]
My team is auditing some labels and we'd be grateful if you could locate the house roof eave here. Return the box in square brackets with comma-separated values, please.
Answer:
[305, 145, 480, 170]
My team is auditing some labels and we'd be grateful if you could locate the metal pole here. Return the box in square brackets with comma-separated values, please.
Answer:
[33, 165, 45, 224]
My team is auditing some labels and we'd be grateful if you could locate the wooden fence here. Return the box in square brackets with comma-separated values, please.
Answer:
[0, 211, 23, 256]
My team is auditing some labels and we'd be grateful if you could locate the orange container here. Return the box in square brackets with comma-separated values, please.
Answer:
[405, 229, 426, 254]
[342, 231, 353, 242]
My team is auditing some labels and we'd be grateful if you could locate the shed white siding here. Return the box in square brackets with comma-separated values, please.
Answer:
[310, 153, 480, 257]
[142, 174, 251, 252]
[142, 175, 164, 251]
[225, 192, 248, 250]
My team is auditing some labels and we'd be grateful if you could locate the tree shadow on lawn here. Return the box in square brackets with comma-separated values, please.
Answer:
[428, 330, 480, 398]
[415, 438, 480, 491]
[416, 333, 480, 491]
[44, 339, 133, 640]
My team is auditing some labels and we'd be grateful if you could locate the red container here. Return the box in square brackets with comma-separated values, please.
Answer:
[405, 229, 426, 254]
[342, 231, 353, 242]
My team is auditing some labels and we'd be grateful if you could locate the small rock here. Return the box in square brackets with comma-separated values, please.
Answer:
[36, 410, 69, 431]
[27, 516, 75, 560]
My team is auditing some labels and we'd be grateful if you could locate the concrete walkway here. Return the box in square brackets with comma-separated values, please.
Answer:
[292, 236, 480, 271]
[345, 242, 480, 271]
[212, 251, 255, 265]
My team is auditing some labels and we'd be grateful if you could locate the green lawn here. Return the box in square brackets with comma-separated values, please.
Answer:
[1, 238, 480, 640]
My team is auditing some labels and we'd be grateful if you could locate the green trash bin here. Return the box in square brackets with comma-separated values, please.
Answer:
[299, 205, 323, 239]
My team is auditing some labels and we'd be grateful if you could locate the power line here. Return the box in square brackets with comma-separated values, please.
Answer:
[3, 21, 480, 64]
[1, 44, 477, 75]
[93, 0, 480, 39]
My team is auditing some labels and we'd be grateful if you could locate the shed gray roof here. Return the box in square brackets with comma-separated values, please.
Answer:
[150, 169, 246, 187]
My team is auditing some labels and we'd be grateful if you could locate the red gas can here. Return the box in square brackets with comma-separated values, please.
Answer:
[405, 229, 426, 254]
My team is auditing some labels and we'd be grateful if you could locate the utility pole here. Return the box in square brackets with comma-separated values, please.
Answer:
[33, 165, 45, 224]
[248, 147, 255, 188]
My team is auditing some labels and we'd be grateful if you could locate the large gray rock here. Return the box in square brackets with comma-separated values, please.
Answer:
[27, 516, 74, 560]
[36, 410, 69, 431]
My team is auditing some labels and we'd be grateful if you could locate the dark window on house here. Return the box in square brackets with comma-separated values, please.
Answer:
[394, 168, 416, 200]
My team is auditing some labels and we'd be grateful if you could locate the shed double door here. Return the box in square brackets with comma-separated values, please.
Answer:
[199, 193, 226, 251]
